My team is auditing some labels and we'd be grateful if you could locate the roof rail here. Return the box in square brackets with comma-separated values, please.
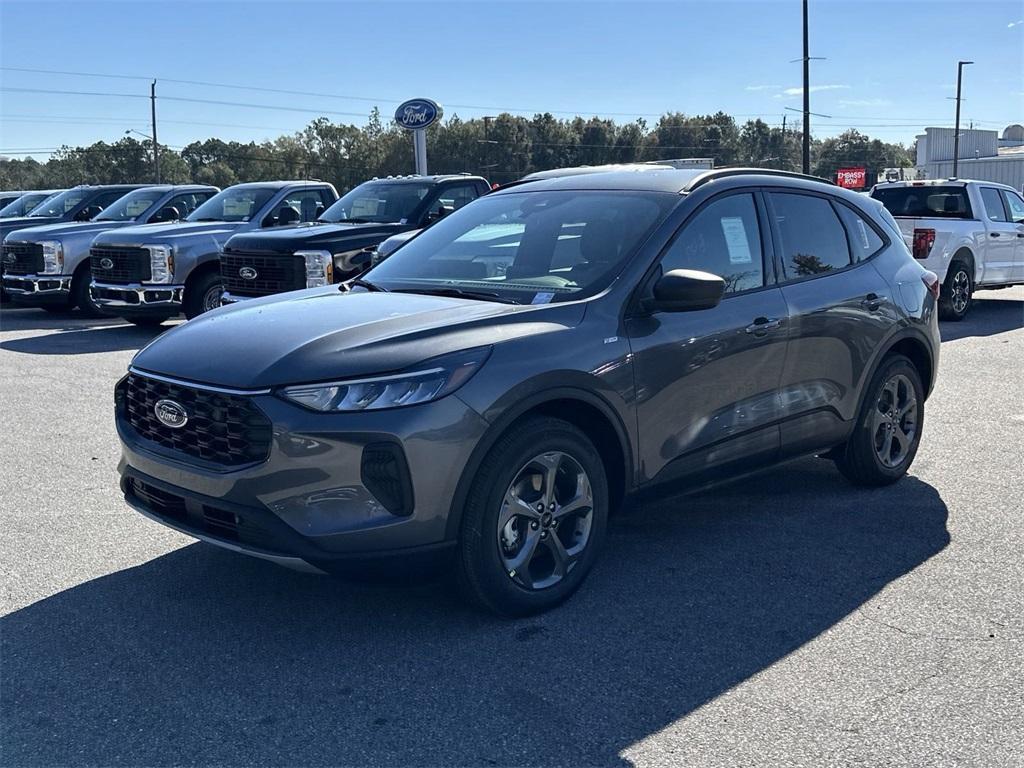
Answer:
[684, 167, 835, 192]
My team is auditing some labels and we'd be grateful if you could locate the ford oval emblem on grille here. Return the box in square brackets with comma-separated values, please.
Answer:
[99, 257, 114, 270]
[239, 266, 258, 280]
[3, 253, 14, 264]
[154, 399, 188, 429]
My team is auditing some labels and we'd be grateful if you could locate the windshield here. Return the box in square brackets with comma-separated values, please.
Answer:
[28, 188, 92, 217]
[365, 190, 675, 303]
[95, 188, 166, 222]
[871, 185, 973, 219]
[0, 192, 56, 218]
[187, 186, 276, 223]
[321, 181, 433, 223]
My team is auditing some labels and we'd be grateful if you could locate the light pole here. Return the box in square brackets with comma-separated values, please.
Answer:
[952, 60, 973, 178]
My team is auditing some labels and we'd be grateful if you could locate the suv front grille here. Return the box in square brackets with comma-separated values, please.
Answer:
[123, 372, 272, 466]
[91, 246, 151, 284]
[220, 252, 306, 297]
[2, 242, 43, 275]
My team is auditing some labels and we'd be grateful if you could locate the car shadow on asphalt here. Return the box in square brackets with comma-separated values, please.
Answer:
[939, 296, 1024, 342]
[0, 458, 949, 767]
[0, 308, 172, 354]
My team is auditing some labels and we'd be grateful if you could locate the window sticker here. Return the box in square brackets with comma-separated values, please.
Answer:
[531, 291, 554, 305]
[856, 219, 871, 250]
[720, 217, 753, 264]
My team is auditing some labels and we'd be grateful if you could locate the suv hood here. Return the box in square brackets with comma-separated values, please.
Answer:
[2, 219, 131, 241]
[93, 220, 242, 246]
[131, 287, 583, 389]
[226, 221, 405, 253]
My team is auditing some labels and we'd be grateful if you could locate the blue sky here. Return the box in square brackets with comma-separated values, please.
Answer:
[1, 0, 1022, 159]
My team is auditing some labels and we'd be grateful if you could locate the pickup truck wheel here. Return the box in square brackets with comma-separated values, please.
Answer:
[939, 262, 972, 321]
[456, 416, 608, 617]
[834, 354, 924, 487]
[183, 271, 223, 320]
[72, 267, 109, 318]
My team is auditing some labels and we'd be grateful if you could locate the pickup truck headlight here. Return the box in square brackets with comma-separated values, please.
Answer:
[145, 245, 174, 284]
[39, 241, 64, 274]
[278, 348, 491, 412]
[295, 250, 333, 288]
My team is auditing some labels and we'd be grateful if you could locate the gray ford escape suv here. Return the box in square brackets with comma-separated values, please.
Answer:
[116, 168, 940, 616]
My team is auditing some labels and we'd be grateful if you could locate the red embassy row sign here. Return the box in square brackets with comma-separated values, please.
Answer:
[836, 167, 867, 189]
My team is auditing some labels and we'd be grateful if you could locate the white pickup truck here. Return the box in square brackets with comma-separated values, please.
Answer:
[870, 179, 1024, 320]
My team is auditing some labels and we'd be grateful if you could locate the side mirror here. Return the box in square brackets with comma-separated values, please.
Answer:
[75, 205, 102, 221]
[151, 206, 180, 223]
[648, 269, 725, 312]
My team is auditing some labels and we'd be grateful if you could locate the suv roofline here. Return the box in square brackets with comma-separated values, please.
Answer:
[685, 167, 835, 192]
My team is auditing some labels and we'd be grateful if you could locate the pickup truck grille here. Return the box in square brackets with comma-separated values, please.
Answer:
[90, 246, 151, 284]
[123, 372, 272, 467]
[2, 242, 44, 275]
[220, 252, 307, 297]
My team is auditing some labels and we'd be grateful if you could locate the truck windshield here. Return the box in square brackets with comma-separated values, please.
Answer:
[95, 188, 166, 221]
[27, 188, 92, 217]
[0, 192, 56, 218]
[871, 186, 973, 219]
[320, 181, 433, 224]
[187, 186, 276, 223]
[364, 190, 675, 304]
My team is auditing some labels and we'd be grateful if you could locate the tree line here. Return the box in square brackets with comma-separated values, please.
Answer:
[0, 108, 914, 192]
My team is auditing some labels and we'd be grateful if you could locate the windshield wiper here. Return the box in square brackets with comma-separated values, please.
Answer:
[345, 277, 388, 293]
[393, 287, 520, 304]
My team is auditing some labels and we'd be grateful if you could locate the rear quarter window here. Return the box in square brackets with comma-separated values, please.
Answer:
[871, 186, 972, 219]
[834, 203, 885, 262]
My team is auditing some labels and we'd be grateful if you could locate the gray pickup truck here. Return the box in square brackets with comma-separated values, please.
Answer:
[90, 180, 338, 325]
[0, 190, 64, 219]
[2, 185, 217, 315]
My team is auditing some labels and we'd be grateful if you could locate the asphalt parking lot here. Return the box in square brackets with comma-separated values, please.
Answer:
[1, 290, 1022, 768]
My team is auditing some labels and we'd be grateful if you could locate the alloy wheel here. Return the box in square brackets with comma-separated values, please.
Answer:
[497, 451, 594, 590]
[202, 284, 223, 313]
[871, 373, 918, 468]
[950, 269, 970, 314]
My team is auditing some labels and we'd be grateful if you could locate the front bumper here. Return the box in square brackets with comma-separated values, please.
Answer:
[2, 274, 72, 304]
[117, 371, 489, 572]
[92, 282, 184, 315]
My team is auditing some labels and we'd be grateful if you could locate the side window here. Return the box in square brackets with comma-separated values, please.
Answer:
[770, 192, 851, 278]
[429, 184, 481, 219]
[91, 190, 128, 210]
[979, 188, 1008, 223]
[163, 192, 212, 219]
[269, 190, 325, 226]
[834, 203, 885, 262]
[1001, 190, 1024, 224]
[660, 193, 765, 295]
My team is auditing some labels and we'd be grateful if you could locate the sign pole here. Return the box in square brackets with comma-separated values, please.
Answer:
[414, 129, 428, 175]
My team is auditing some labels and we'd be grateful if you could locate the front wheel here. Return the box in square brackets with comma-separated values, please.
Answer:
[72, 267, 109, 318]
[457, 417, 608, 617]
[939, 262, 972, 321]
[834, 355, 924, 486]
[183, 271, 223, 320]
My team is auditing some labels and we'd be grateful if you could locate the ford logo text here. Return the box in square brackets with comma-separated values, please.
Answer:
[154, 399, 188, 429]
[99, 257, 114, 270]
[239, 267, 258, 280]
[394, 98, 443, 131]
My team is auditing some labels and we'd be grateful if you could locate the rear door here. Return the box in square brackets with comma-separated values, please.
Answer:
[997, 188, 1024, 281]
[977, 186, 1017, 284]
[627, 190, 789, 485]
[766, 190, 894, 457]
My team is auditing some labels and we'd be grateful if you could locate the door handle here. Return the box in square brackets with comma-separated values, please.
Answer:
[1017, 233, 1024, 238]
[745, 317, 781, 335]
[990, 232, 1001, 237]
[861, 293, 886, 311]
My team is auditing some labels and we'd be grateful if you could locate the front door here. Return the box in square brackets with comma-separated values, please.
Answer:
[627, 191, 789, 486]
[977, 186, 1018, 284]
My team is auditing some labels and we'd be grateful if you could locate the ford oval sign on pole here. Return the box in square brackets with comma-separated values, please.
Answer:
[394, 98, 442, 175]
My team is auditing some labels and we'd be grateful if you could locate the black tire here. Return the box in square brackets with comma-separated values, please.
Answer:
[183, 270, 223, 320]
[834, 354, 924, 487]
[127, 316, 169, 328]
[456, 416, 608, 617]
[71, 266, 109, 318]
[938, 261, 972, 321]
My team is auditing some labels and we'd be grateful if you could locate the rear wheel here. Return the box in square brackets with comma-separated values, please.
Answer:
[183, 270, 223, 320]
[939, 261, 972, 321]
[457, 417, 608, 617]
[834, 355, 924, 486]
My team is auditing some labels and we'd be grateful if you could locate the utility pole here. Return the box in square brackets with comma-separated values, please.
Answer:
[802, 0, 810, 174]
[952, 60, 973, 178]
[150, 79, 160, 183]
[781, 113, 787, 170]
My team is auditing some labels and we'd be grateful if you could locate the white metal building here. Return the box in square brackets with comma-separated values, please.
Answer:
[915, 125, 1024, 193]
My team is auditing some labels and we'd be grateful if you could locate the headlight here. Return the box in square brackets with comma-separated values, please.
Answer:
[39, 241, 64, 274]
[278, 347, 491, 412]
[145, 245, 174, 284]
[296, 250, 333, 288]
